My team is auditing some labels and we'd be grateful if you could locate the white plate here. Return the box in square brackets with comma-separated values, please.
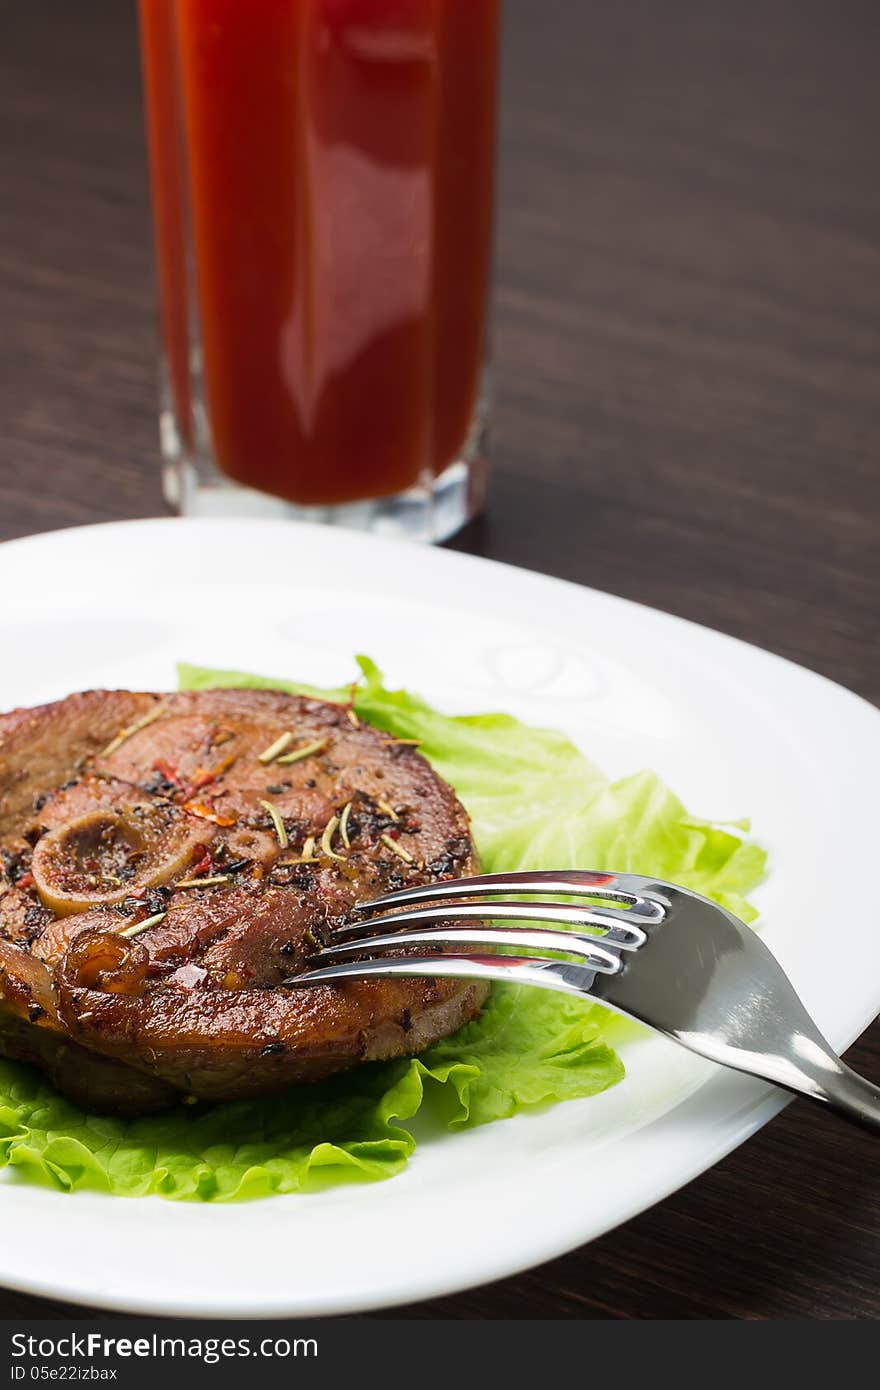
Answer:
[0, 517, 878, 1318]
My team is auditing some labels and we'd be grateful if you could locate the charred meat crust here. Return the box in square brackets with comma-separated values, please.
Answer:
[0, 688, 487, 1113]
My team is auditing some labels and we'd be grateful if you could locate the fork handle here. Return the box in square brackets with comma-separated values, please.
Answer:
[810, 1063, 880, 1134]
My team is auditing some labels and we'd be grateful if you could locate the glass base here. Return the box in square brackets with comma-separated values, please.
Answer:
[162, 452, 487, 543]
[159, 349, 491, 544]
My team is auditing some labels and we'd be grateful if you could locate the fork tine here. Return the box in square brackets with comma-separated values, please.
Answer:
[335, 900, 647, 948]
[313, 923, 624, 974]
[355, 869, 667, 919]
[286, 952, 597, 997]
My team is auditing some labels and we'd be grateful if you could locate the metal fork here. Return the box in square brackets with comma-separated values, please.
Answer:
[288, 870, 880, 1132]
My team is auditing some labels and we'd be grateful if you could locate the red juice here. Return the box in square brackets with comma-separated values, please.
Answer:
[139, 0, 499, 508]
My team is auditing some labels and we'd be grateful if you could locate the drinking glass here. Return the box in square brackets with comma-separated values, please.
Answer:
[138, 0, 499, 541]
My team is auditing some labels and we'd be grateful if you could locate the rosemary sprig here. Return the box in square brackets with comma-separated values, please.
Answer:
[174, 874, 233, 889]
[259, 799, 288, 849]
[380, 833, 414, 864]
[257, 731, 294, 764]
[278, 834, 319, 866]
[321, 815, 345, 862]
[276, 737, 330, 766]
[119, 911, 167, 938]
[99, 706, 165, 758]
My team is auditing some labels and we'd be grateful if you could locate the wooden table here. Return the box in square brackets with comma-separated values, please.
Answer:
[1, 0, 878, 1321]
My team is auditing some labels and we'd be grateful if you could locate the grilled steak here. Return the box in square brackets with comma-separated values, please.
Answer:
[0, 688, 487, 1114]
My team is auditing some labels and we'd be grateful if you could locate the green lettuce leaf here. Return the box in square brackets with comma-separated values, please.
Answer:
[0, 658, 766, 1200]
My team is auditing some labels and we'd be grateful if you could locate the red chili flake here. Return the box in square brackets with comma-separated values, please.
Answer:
[16, 872, 34, 890]
[188, 753, 236, 795]
[188, 849, 214, 879]
[183, 800, 237, 827]
[153, 758, 185, 791]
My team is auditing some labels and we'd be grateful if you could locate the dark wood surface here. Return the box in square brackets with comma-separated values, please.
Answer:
[1, 0, 878, 1321]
